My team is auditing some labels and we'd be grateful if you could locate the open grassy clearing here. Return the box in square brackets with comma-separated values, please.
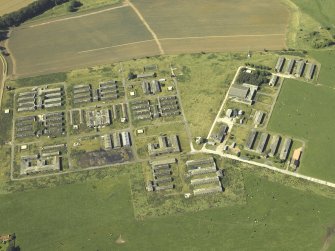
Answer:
[291, 0, 335, 28]
[0, 0, 35, 16]
[284, 0, 335, 49]
[309, 50, 335, 87]
[268, 79, 335, 182]
[0, 161, 334, 250]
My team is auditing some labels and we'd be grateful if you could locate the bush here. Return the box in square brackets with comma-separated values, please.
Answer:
[68, 0, 83, 12]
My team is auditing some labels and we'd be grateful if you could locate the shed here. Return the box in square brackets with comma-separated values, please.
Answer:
[269, 75, 279, 87]
[246, 130, 258, 150]
[228, 85, 250, 99]
[279, 138, 292, 160]
[275, 57, 286, 72]
[286, 59, 295, 74]
[256, 133, 269, 153]
[307, 64, 316, 80]
[269, 135, 281, 157]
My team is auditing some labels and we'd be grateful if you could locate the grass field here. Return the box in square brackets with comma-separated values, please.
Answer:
[268, 79, 335, 182]
[8, 5, 154, 77]
[291, 0, 335, 27]
[284, 0, 335, 49]
[0, 163, 334, 250]
[7, 0, 290, 77]
[0, 0, 35, 16]
[309, 50, 335, 87]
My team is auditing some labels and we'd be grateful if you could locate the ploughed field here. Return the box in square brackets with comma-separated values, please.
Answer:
[8, 0, 289, 77]
[0, 0, 35, 16]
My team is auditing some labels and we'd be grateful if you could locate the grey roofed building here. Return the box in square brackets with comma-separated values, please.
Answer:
[279, 138, 292, 160]
[210, 124, 228, 143]
[269, 75, 279, 86]
[275, 57, 286, 72]
[186, 157, 215, 169]
[20, 155, 61, 175]
[112, 132, 122, 149]
[154, 184, 174, 191]
[228, 84, 250, 99]
[44, 102, 62, 108]
[144, 65, 157, 72]
[151, 80, 161, 94]
[254, 111, 265, 126]
[121, 131, 131, 147]
[187, 166, 217, 176]
[103, 134, 112, 149]
[137, 72, 156, 79]
[296, 61, 306, 77]
[150, 158, 176, 166]
[191, 176, 219, 186]
[193, 185, 222, 196]
[142, 81, 150, 94]
[269, 135, 281, 157]
[307, 64, 316, 80]
[148, 135, 181, 157]
[246, 130, 258, 150]
[256, 133, 269, 153]
[286, 59, 295, 74]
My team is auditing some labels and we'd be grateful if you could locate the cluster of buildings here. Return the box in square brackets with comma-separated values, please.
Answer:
[15, 115, 36, 138]
[20, 151, 61, 175]
[146, 158, 176, 192]
[275, 57, 317, 80]
[72, 81, 120, 105]
[15, 112, 65, 139]
[148, 135, 181, 157]
[86, 109, 111, 128]
[158, 95, 180, 117]
[102, 131, 131, 150]
[142, 80, 161, 95]
[130, 95, 181, 121]
[186, 157, 223, 196]
[245, 130, 294, 161]
[16, 86, 64, 112]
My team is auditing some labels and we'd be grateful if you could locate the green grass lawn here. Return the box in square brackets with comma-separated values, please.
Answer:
[0, 164, 334, 250]
[268, 79, 335, 181]
[291, 0, 335, 27]
[309, 50, 335, 88]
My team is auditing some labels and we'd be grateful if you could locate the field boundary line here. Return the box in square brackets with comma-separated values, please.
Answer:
[126, 0, 165, 55]
[29, 3, 129, 28]
[77, 39, 155, 54]
[0, 52, 7, 109]
[159, 34, 285, 41]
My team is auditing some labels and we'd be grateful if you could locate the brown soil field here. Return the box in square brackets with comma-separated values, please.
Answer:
[0, 0, 35, 16]
[132, 0, 289, 38]
[7, 0, 290, 77]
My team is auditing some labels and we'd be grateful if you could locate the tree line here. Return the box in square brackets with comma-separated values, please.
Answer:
[0, 0, 69, 30]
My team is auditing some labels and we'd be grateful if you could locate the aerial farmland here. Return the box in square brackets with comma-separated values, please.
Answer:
[0, 0, 335, 250]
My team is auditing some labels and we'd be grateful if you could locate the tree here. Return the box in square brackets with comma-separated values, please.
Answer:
[68, 0, 82, 12]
